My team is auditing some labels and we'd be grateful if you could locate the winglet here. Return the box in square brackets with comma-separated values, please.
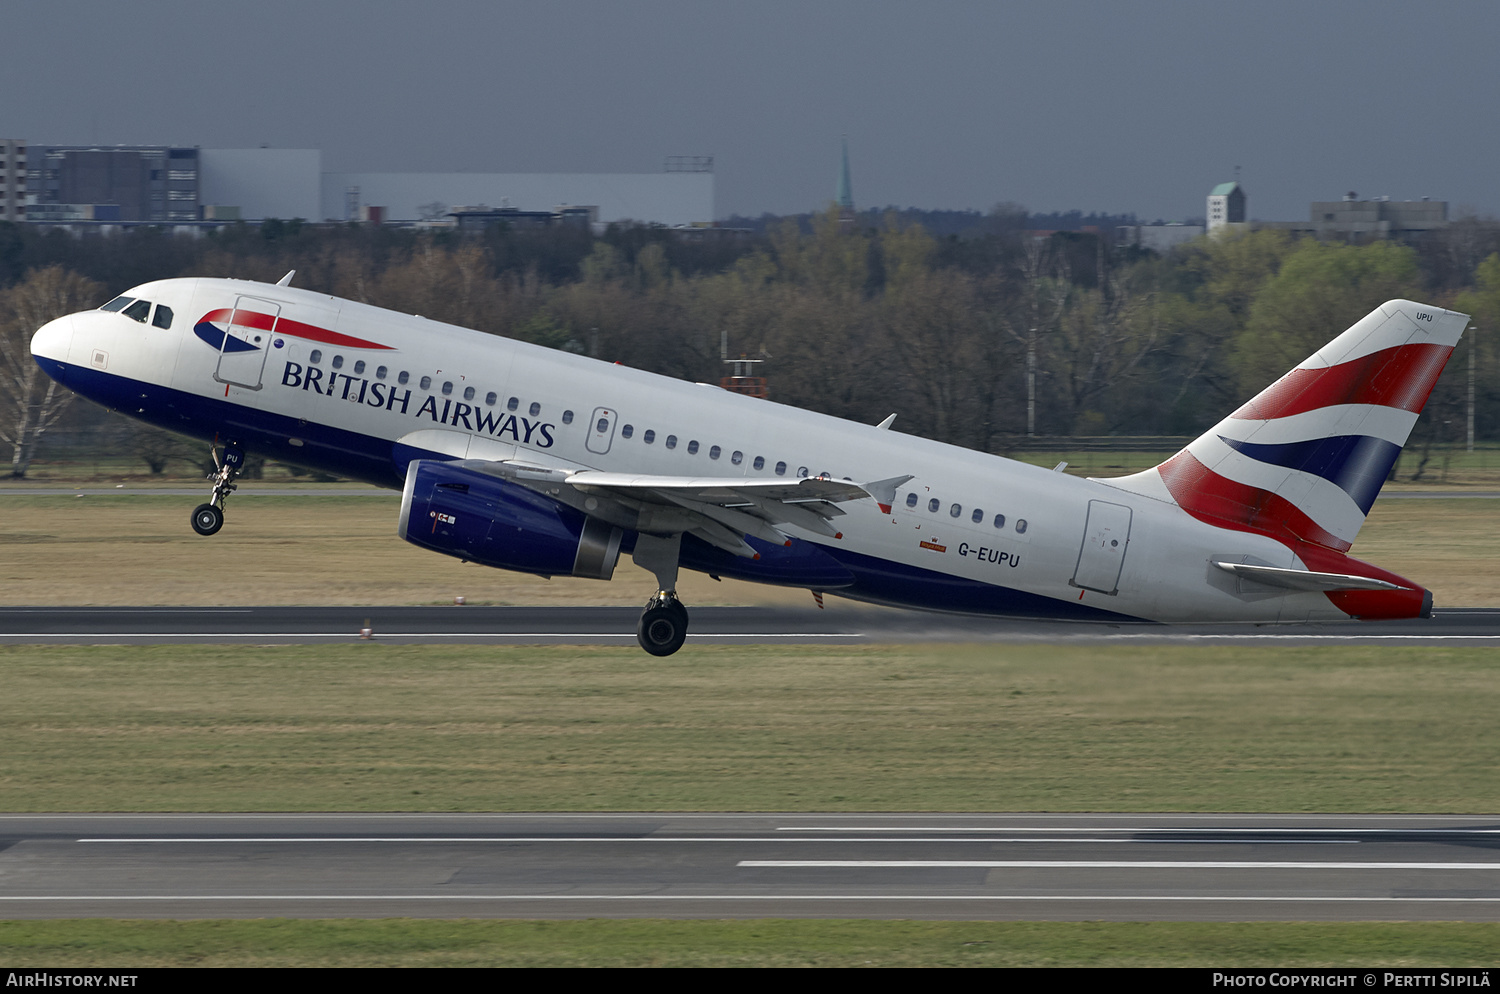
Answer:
[863, 474, 915, 514]
[875, 413, 897, 430]
[276, 270, 296, 287]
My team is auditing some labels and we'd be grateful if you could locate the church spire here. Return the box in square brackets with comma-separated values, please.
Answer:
[836, 135, 853, 213]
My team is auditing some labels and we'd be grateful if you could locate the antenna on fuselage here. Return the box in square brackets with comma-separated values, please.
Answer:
[276, 270, 296, 287]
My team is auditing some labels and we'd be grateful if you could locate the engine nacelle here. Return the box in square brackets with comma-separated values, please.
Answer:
[398, 459, 622, 579]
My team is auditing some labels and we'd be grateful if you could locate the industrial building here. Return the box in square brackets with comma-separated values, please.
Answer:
[15, 142, 714, 230]
[1120, 182, 1452, 253]
[0, 139, 24, 222]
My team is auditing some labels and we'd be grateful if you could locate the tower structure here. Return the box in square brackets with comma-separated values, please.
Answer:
[835, 136, 854, 225]
[1207, 181, 1246, 234]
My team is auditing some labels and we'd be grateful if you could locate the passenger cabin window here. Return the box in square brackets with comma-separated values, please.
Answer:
[485, 392, 497, 406]
[150, 304, 173, 330]
[376, 366, 388, 380]
[687, 440, 699, 454]
[562, 410, 574, 424]
[463, 386, 474, 401]
[595, 416, 610, 433]
[906, 493, 918, 508]
[354, 360, 365, 375]
[332, 355, 344, 369]
[398, 371, 409, 385]
[928, 498, 940, 512]
[971, 508, 983, 524]
[665, 434, 677, 449]
[709, 445, 721, 460]
[949, 503, 962, 518]
[731, 451, 743, 465]
[419, 375, 432, 390]
[310, 350, 323, 364]
[993, 514, 1006, 529]
[507, 397, 519, 411]
[797, 467, 809, 478]
[529, 402, 540, 417]
[122, 299, 152, 323]
[643, 430, 655, 444]
[441, 381, 452, 396]
[1016, 519, 1028, 534]
[753, 456, 764, 470]
[621, 424, 634, 439]
[775, 461, 787, 476]
[100, 296, 134, 312]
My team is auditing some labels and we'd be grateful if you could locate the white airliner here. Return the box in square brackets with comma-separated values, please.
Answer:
[28, 273, 1468, 654]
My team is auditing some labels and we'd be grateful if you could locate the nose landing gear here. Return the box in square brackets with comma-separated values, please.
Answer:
[637, 591, 689, 656]
[190, 441, 244, 537]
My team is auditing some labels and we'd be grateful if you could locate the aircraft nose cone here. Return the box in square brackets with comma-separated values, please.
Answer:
[30, 314, 75, 364]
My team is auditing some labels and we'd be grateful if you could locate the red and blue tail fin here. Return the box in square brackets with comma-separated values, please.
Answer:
[1110, 300, 1467, 552]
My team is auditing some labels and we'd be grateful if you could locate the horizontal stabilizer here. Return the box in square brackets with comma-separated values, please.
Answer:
[1211, 560, 1407, 592]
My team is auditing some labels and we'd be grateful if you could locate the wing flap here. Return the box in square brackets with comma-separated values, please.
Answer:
[565, 471, 870, 504]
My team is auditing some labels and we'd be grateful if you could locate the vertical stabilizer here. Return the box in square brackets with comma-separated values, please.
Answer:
[1104, 300, 1467, 551]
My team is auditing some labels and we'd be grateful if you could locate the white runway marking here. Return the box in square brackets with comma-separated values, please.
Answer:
[74, 836, 1357, 845]
[0, 633, 863, 640]
[781, 826, 1500, 835]
[3, 894, 1500, 904]
[739, 860, 1500, 869]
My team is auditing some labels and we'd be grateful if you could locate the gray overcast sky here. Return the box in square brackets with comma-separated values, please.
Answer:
[6, 0, 1498, 221]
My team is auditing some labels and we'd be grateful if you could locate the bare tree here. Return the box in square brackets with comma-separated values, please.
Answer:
[0, 267, 105, 477]
[1005, 237, 1070, 436]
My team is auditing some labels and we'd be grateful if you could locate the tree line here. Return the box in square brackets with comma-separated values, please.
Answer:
[3, 207, 1500, 477]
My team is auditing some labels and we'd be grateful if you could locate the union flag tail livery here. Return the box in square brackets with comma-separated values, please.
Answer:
[1111, 299, 1466, 619]
[28, 278, 1469, 653]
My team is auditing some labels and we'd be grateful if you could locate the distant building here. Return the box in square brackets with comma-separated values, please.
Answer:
[1206, 181, 1246, 234]
[21, 144, 713, 229]
[1258, 193, 1449, 243]
[199, 148, 321, 221]
[447, 204, 595, 232]
[1199, 179, 1447, 244]
[323, 169, 712, 226]
[0, 139, 23, 222]
[1116, 223, 1205, 252]
[27, 144, 200, 223]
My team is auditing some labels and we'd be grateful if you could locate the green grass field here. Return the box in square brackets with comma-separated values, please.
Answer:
[2, 642, 1497, 812]
[0, 492, 1498, 606]
[3, 919, 1499, 968]
[4, 495, 1499, 966]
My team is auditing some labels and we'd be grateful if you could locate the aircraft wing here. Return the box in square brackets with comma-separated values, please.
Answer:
[457, 458, 880, 557]
[394, 429, 903, 557]
[1210, 561, 1407, 592]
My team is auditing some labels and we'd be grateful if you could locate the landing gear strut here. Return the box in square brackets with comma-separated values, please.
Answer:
[632, 532, 688, 656]
[191, 441, 244, 537]
[637, 591, 689, 656]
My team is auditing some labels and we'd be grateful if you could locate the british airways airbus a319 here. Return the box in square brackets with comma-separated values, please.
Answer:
[28, 273, 1467, 654]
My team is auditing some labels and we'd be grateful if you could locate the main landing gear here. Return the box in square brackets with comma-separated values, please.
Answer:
[632, 532, 689, 656]
[190, 441, 244, 537]
[637, 591, 689, 656]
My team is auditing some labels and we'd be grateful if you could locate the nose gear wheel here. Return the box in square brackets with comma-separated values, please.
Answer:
[190, 440, 243, 537]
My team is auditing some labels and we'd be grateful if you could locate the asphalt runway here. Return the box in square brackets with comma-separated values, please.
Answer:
[2, 604, 1500, 645]
[3, 813, 1500, 920]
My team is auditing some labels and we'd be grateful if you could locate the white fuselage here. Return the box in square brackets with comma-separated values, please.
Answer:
[31, 276, 1362, 624]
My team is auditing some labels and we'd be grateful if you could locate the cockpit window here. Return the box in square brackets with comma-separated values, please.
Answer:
[121, 299, 152, 323]
[151, 304, 173, 329]
[100, 296, 134, 312]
